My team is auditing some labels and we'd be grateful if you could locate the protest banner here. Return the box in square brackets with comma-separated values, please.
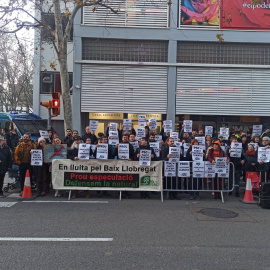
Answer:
[138, 115, 147, 127]
[163, 120, 173, 133]
[44, 144, 67, 163]
[257, 147, 270, 163]
[109, 123, 117, 132]
[31, 149, 43, 166]
[78, 144, 91, 160]
[137, 128, 145, 141]
[149, 118, 157, 130]
[89, 120, 98, 132]
[205, 126, 213, 136]
[164, 162, 176, 177]
[109, 131, 119, 145]
[149, 142, 160, 158]
[230, 142, 242, 158]
[123, 119, 132, 131]
[96, 143, 108, 160]
[252, 125, 262, 137]
[39, 130, 49, 139]
[215, 157, 227, 174]
[169, 147, 180, 163]
[52, 160, 163, 191]
[118, 144, 129, 160]
[171, 132, 179, 142]
[195, 137, 206, 147]
[204, 161, 216, 178]
[178, 161, 190, 177]
[192, 145, 204, 161]
[218, 163, 230, 178]
[130, 141, 139, 153]
[220, 127, 229, 140]
[139, 149, 151, 166]
[192, 161, 204, 178]
[184, 120, 192, 133]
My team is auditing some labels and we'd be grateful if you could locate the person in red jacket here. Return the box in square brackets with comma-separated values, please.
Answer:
[207, 140, 230, 199]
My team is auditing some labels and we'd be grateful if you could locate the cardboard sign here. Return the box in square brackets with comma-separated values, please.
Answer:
[31, 149, 43, 166]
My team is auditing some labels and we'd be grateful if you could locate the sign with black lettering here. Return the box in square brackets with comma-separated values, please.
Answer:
[169, 147, 180, 163]
[31, 149, 43, 166]
[139, 149, 151, 166]
[178, 161, 190, 177]
[192, 161, 204, 178]
[164, 161, 176, 177]
[78, 144, 90, 160]
[204, 161, 216, 178]
[118, 144, 129, 160]
[89, 120, 98, 132]
[184, 120, 192, 133]
[215, 157, 227, 174]
[96, 143, 108, 160]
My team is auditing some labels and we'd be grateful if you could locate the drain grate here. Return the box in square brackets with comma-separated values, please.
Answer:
[199, 208, 238, 219]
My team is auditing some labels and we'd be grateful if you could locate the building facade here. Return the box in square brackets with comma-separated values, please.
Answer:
[33, 0, 270, 137]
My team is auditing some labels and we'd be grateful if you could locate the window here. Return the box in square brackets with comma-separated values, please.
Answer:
[178, 42, 270, 65]
[82, 39, 168, 62]
[41, 13, 73, 42]
[40, 72, 73, 94]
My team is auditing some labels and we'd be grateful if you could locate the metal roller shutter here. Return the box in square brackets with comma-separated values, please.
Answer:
[81, 65, 168, 113]
[176, 67, 270, 116]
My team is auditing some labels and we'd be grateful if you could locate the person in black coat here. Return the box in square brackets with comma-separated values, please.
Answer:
[2, 128, 12, 149]
[0, 137, 12, 197]
[82, 126, 97, 144]
[93, 136, 114, 159]
[242, 144, 257, 173]
[113, 134, 134, 160]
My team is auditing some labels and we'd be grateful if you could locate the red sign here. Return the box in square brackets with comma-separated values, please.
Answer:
[221, 0, 270, 30]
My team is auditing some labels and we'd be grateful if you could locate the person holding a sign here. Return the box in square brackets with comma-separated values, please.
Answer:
[207, 140, 230, 199]
[33, 137, 50, 197]
[227, 137, 244, 197]
[82, 126, 97, 145]
[0, 137, 12, 198]
[113, 135, 134, 161]
[242, 144, 257, 176]
[257, 136, 270, 182]
[94, 136, 114, 159]
[135, 137, 157, 199]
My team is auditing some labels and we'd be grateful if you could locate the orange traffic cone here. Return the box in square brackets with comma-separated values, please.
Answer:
[241, 177, 256, 204]
[22, 170, 32, 198]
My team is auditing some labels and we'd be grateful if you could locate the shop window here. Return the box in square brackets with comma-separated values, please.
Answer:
[40, 72, 73, 94]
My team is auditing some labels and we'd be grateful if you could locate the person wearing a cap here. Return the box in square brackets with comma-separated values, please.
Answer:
[207, 140, 230, 199]
[0, 136, 12, 198]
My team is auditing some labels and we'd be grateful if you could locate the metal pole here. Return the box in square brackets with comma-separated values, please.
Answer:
[48, 109, 52, 130]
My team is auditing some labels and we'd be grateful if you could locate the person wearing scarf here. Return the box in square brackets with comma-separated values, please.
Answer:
[242, 144, 257, 173]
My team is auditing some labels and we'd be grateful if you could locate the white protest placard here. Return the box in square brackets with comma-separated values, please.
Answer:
[118, 144, 129, 160]
[183, 143, 190, 158]
[195, 136, 206, 147]
[136, 128, 145, 141]
[89, 120, 98, 132]
[164, 162, 176, 177]
[139, 149, 151, 166]
[204, 161, 216, 178]
[138, 115, 147, 127]
[175, 142, 183, 155]
[171, 132, 179, 142]
[169, 147, 180, 163]
[39, 130, 49, 139]
[78, 143, 90, 160]
[218, 163, 230, 178]
[215, 157, 227, 174]
[257, 147, 270, 163]
[184, 120, 192, 133]
[205, 126, 213, 136]
[220, 127, 229, 140]
[109, 123, 117, 132]
[192, 145, 204, 161]
[109, 131, 119, 145]
[149, 142, 160, 158]
[31, 149, 43, 166]
[252, 125, 262, 137]
[178, 161, 190, 177]
[248, 143, 258, 151]
[163, 120, 173, 133]
[96, 143, 108, 160]
[89, 144, 96, 159]
[230, 142, 242, 158]
[192, 161, 205, 178]
[155, 135, 162, 147]
[149, 118, 157, 130]
[123, 119, 132, 131]
[130, 141, 139, 153]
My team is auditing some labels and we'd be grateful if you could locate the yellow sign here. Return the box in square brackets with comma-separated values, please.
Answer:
[128, 114, 162, 121]
[89, 112, 123, 120]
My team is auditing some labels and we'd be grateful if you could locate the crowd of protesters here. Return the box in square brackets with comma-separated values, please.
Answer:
[0, 124, 270, 200]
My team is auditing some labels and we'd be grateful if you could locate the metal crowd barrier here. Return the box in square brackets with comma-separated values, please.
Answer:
[163, 161, 235, 203]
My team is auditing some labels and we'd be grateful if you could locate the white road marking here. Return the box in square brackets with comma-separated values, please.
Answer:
[7, 193, 20, 198]
[22, 200, 108, 203]
[0, 202, 17, 207]
[0, 238, 113, 242]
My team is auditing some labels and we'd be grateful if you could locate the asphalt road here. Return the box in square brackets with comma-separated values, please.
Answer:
[0, 188, 270, 270]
